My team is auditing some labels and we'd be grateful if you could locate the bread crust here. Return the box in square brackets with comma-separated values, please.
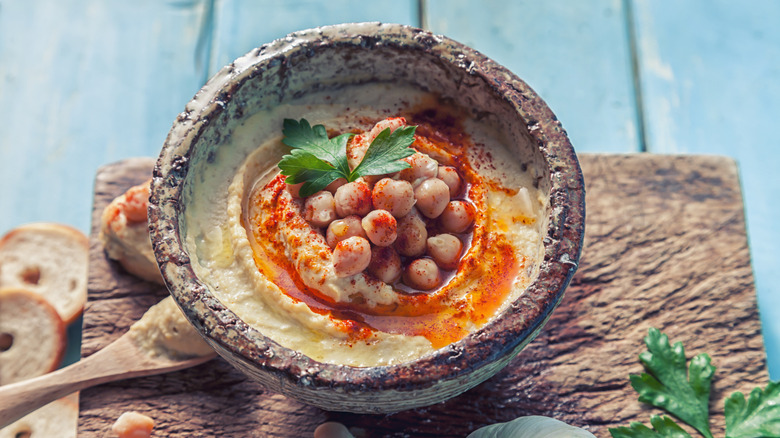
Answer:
[0, 396, 77, 438]
[0, 223, 89, 325]
[0, 287, 66, 385]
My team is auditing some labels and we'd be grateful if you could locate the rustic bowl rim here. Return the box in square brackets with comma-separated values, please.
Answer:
[149, 22, 585, 399]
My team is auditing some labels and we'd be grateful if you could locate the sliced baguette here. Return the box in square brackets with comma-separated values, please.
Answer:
[99, 179, 163, 284]
[0, 395, 77, 438]
[0, 223, 89, 325]
[0, 287, 66, 385]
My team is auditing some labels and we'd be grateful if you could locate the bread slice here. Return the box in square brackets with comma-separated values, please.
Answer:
[0, 287, 66, 385]
[0, 223, 89, 324]
[0, 395, 77, 438]
[99, 179, 163, 284]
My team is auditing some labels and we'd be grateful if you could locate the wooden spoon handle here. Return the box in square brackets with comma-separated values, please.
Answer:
[0, 343, 121, 427]
[0, 334, 215, 428]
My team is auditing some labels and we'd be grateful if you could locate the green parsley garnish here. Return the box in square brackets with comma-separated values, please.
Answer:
[278, 118, 417, 197]
[610, 328, 780, 438]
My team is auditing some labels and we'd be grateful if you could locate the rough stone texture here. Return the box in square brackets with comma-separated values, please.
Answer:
[79, 154, 768, 437]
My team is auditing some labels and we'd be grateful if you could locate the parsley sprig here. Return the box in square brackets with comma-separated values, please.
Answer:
[278, 118, 417, 197]
[610, 328, 780, 438]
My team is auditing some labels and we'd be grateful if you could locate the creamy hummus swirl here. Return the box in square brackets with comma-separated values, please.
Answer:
[128, 296, 214, 360]
[184, 84, 546, 366]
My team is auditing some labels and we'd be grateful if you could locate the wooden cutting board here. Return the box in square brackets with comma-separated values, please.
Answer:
[78, 154, 768, 437]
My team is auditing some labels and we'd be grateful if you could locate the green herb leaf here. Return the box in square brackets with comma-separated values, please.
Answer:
[278, 118, 416, 197]
[614, 328, 780, 438]
[610, 416, 693, 438]
[629, 328, 716, 438]
[349, 126, 416, 180]
[277, 150, 345, 197]
[281, 119, 352, 176]
[725, 381, 780, 438]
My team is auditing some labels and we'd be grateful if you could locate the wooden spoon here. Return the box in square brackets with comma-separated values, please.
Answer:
[0, 331, 216, 428]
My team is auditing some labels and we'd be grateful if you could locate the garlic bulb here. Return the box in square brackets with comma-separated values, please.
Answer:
[467, 416, 596, 438]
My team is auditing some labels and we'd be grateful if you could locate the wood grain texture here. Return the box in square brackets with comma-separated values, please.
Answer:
[630, 0, 780, 378]
[77, 154, 767, 437]
[424, 0, 640, 154]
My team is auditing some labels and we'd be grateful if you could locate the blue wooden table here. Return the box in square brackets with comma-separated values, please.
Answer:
[1, 0, 777, 382]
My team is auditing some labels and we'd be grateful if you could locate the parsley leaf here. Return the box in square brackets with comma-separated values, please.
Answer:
[612, 328, 780, 438]
[277, 149, 345, 197]
[281, 118, 352, 178]
[610, 415, 693, 438]
[630, 328, 716, 438]
[278, 118, 416, 197]
[349, 125, 417, 179]
[725, 381, 780, 438]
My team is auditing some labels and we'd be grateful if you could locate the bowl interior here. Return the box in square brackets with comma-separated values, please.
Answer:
[151, 22, 584, 412]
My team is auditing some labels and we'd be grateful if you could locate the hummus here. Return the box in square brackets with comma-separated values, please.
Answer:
[183, 83, 547, 367]
[128, 296, 214, 360]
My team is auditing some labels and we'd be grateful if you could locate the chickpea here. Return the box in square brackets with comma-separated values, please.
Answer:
[348, 118, 408, 172]
[347, 118, 406, 169]
[369, 116, 407, 137]
[325, 177, 347, 194]
[334, 181, 372, 217]
[367, 246, 402, 283]
[285, 181, 303, 198]
[357, 174, 384, 189]
[361, 209, 398, 247]
[437, 165, 462, 197]
[346, 133, 370, 170]
[303, 191, 337, 228]
[325, 215, 366, 248]
[332, 236, 371, 277]
[414, 178, 450, 218]
[399, 152, 438, 186]
[371, 178, 415, 218]
[426, 234, 463, 270]
[439, 200, 476, 233]
[403, 258, 442, 291]
[394, 208, 428, 257]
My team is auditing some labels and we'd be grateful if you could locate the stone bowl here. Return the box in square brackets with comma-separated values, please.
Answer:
[148, 22, 585, 413]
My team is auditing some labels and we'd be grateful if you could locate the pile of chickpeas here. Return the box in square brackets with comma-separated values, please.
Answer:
[291, 152, 475, 291]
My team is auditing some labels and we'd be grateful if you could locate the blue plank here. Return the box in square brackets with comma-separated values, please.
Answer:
[208, 0, 420, 75]
[631, 0, 780, 378]
[425, 0, 641, 154]
[0, 0, 210, 237]
[0, 0, 211, 367]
